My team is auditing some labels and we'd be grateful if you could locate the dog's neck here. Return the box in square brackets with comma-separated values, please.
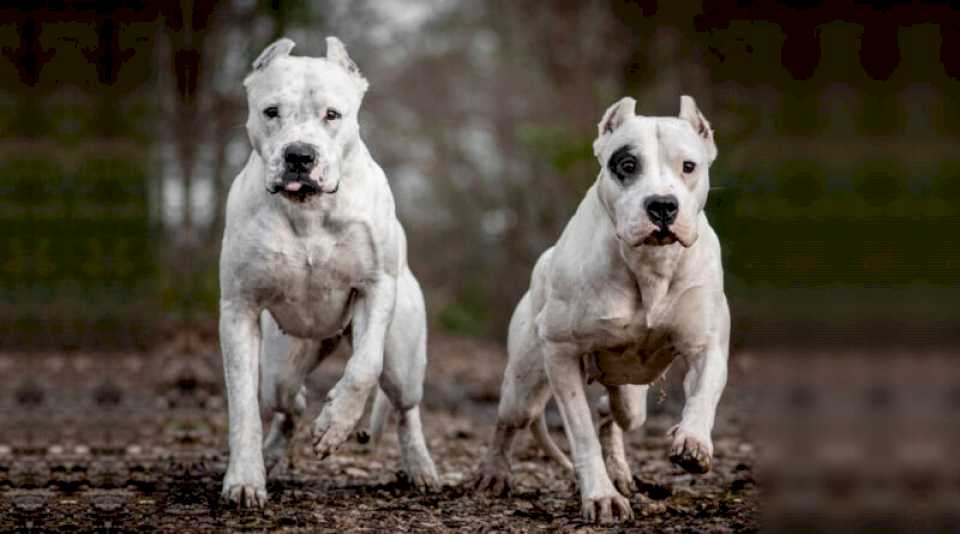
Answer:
[587, 184, 689, 326]
[620, 241, 684, 327]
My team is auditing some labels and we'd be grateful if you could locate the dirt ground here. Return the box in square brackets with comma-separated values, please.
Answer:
[1, 332, 758, 532]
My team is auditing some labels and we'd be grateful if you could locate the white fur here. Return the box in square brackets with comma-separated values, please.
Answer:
[474, 96, 729, 524]
[219, 37, 438, 508]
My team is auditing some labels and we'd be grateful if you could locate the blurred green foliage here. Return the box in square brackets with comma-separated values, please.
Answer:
[0, 149, 156, 349]
[438, 280, 491, 338]
[517, 123, 594, 176]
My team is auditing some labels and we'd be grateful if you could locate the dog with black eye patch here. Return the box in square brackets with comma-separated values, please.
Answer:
[473, 96, 729, 525]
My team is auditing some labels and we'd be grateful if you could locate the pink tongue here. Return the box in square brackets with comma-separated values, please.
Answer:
[284, 182, 302, 192]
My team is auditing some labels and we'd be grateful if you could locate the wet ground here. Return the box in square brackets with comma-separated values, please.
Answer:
[1, 332, 758, 532]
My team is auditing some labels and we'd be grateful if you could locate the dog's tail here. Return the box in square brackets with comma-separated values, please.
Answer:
[364, 386, 393, 448]
[530, 410, 573, 471]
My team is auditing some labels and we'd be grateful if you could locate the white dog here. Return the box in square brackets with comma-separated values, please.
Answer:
[474, 96, 729, 524]
[218, 37, 438, 508]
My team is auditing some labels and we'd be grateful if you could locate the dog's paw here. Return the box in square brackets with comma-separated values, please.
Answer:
[581, 490, 634, 524]
[472, 471, 511, 497]
[263, 432, 289, 476]
[263, 412, 297, 476]
[402, 453, 440, 492]
[222, 461, 267, 509]
[604, 455, 637, 497]
[405, 467, 441, 493]
[263, 445, 290, 477]
[471, 455, 512, 496]
[222, 483, 268, 509]
[311, 407, 356, 459]
[668, 425, 713, 474]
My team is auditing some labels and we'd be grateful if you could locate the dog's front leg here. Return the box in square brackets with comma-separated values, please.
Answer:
[312, 278, 395, 458]
[669, 340, 728, 474]
[220, 301, 267, 508]
[545, 341, 633, 524]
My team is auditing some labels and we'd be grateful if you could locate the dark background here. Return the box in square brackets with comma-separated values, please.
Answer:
[1, 1, 958, 531]
[2, 0, 957, 351]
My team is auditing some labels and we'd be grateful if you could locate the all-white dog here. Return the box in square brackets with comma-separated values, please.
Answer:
[218, 37, 438, 508]
[474, 96, 729, 524]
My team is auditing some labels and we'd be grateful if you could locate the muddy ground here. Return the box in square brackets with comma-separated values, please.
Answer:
[1, 332, 758, 532]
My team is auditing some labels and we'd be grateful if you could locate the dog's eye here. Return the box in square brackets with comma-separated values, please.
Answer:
[263, 106, 279, 119]
[325, 108, 341, 121]
[617, 157, 637, 176]
[682, 161, 697, 174]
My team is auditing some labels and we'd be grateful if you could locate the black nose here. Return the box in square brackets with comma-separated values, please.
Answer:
[283, 143, 316, 173]
[644, 195, 679, 227]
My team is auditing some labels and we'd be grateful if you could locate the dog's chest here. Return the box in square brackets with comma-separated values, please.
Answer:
[256, 223, 379, 339]
[580, 294, 680, 386]
[584, 332, 678, 386]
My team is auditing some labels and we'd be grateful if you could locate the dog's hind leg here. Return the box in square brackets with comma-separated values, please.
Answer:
[473, 291, 552, 496]
[259, 311, 330, 475]
[379, 269, 439, 491]
[598, 384, 647, 496]
[366, 385, 393, 447]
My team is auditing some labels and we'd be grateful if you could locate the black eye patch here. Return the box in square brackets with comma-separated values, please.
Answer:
[608, 145, 640, 182]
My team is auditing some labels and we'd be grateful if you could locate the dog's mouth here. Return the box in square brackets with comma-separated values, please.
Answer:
[269, 173, 338, 201]
[640, 227, 679, 247]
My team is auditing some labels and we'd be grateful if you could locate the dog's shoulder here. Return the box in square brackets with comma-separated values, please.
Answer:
[223, 155, 272, 233]
[535, 197, 638, 345]
[547, 188, 630, 293]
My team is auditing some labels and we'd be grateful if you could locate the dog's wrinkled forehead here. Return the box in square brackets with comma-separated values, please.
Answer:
[594, 95, 718, 164]
[602, 119, 708, 161]
[245, 57, 362, 109]
[243, 37, 368, 109]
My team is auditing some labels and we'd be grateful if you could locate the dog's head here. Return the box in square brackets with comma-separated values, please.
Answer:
[244, 37, 368, 200]
[592, 95, 717, 248]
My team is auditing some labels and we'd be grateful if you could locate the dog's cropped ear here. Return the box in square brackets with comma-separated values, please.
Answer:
[593, 97, 636, 156]
[679, 95, 717, 162]
[326, 36, 369, 93]
[252, 37, 295, 71]
[598, 97, 636, 136]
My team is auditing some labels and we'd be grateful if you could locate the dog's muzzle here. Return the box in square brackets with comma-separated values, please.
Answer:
[639, 194, 680, 246]
[267, 143, 338, 200]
